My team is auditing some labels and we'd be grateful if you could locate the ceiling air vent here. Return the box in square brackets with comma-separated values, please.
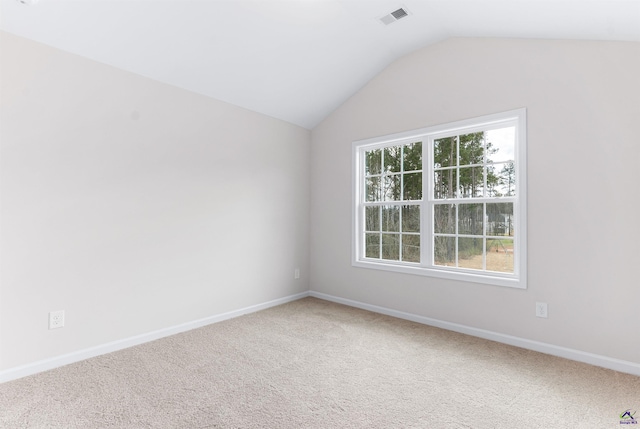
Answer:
[379, 7, 410, 25]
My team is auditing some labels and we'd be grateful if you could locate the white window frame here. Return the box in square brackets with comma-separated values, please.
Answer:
[352, 109, 527, 289]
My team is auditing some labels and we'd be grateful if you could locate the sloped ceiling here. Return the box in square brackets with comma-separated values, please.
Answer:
[2, 0, 639, 129]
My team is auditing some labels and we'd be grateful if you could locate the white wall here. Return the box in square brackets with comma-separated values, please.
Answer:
[0, 32, 310, 370]
[310, 38, 640, 364]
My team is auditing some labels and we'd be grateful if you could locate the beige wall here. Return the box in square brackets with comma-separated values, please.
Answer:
[310, 38, 640, 363]
[2, 33, 638, 373]
[0, 32, 311, 370]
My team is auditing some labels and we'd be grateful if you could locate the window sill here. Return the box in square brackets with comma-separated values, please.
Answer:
[352, 259, 526, 289]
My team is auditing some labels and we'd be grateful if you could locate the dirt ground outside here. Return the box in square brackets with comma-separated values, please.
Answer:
[437, 244, 514, 273]
[459, 247, 514, 273]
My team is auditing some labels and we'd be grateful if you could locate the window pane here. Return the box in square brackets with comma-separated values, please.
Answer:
[434, 204, 455, 234]
[381, 234, 400, 260]
[458, 237, 483, 269]
[403, 172, 422, 200]
[365, 176, 382, 202]
[402, 205, 420, 233]
[494, 162, 516, 197]
[365, 149, 382, 175]
[486, 127, 515, 164]
[434, 236, 455, 267]
[381, 205, 400, 232]
[458, 203, 484, 235]
[402, 234, 420, 263]
[486, 202, 514, 236]
[459, 132, 485, 166]
[486, 165, 500, 197]
[458, 166, 483, 198]
[365, 233, 380, 259]
[365, 206, 380, 231]
[486, 239, 514, 273]
[403, 141, 422, 172]
[384, 146, 401, 173]
[434, 169, 456, 199]
[434, 137, 456, 169]
[383, 174, 401, 201]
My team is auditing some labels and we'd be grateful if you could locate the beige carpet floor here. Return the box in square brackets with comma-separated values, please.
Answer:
[1, 297, 639, 428]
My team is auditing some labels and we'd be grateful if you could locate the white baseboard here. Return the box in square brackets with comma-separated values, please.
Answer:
[3, 290, 637, 384]
[309, 291, 640, 377]
[0, 292, 310, 384]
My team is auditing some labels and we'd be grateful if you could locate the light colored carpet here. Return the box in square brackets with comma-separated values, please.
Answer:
[1, 297, 638, 428]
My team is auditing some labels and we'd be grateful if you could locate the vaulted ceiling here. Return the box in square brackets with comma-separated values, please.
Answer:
[2, 0, 639, 129]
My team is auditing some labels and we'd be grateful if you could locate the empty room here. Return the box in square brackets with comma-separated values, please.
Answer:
[1, 0, 639, 427]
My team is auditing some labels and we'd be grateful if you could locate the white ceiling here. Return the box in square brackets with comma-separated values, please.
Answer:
[2, 0, 639, 129]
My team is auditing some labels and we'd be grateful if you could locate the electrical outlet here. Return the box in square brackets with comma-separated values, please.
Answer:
[535, 302, 548, 318]
[49, 310, 65, 329]
[294, 268, 300, 279]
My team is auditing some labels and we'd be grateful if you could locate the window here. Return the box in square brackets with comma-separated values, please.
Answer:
[352, 109, 527, 288]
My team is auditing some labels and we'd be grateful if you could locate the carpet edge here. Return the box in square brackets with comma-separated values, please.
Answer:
[0, 291, 311, 384]
[309, 290, 640, 377]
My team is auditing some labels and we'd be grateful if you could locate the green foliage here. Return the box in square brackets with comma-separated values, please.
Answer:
[431, 132, 512, 261]
[458, 237, 483, 260]
[365, 134, 511, 264]
[365, 142, 422, 202]
[365, 149, 382, 175]
[500, 162, 515, 197]
[434, 236, 455, 265]
[433, 132, 501, 199]
[402, 142, 422, 200]
[364, 142, 422, 262]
